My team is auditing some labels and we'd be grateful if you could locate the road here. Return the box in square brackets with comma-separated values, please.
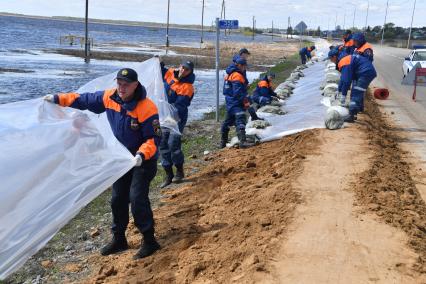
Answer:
[373, 45, 426, 201]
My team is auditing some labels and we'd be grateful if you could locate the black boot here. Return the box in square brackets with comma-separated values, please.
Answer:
[237, 129, 254, 149]
[220, 131, 229, 148]
[173, 165, 184, 183]
[100, 234, 128, 256]
[133, 229, 160, 260]
[160, 166, 174, 188]
[344, 114, 356, 123]
[248, 107, 263, 121]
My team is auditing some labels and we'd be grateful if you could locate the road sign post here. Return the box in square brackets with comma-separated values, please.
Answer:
[215, 19, 239, 122]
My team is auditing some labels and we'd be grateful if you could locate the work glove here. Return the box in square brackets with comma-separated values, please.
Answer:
[243, 97, 250, 110]
[43, 95, 54, 103]
[135, 153, 144, 167]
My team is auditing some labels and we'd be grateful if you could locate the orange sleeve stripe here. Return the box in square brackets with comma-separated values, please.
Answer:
[138, 138, 157, 160]
[345, 39, 355, 47]
[58, 93, 80, 107]
[357, 43, 373, 53]
[228, 72, 245, 83]
[171, 82, 194, 97]
[338, 55, 351, 70]
[127, 98, 159, 123]
[164, 68, 175, 84]
[102, 89, 121, 113]
[258, 81, 269, 88]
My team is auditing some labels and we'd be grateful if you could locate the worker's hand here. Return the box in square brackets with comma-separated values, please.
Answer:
[135, 153, 144, 167]
[43, 95, 54, 103]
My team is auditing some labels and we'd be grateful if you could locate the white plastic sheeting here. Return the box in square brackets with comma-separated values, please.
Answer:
[247, 42, 329, 141]
[77, 57, 180, 134]
[0, 57, 172, 279]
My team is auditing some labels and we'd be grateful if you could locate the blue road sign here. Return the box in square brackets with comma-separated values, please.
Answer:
[219, 20, 239, 29]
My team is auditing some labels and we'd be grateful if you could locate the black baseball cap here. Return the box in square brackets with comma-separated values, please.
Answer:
[116, 68, 138, 82]
[181, 60, 194, 72]
[239, 48, 250, 55]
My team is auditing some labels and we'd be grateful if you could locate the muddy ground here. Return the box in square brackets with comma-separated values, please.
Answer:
[50, 40, 300, 70]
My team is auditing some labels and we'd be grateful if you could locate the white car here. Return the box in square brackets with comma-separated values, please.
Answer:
[402, 49, 426, 77]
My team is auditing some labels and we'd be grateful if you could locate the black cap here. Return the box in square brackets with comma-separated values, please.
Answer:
[239, 48, 250, 55]
[181, 60, 194, 72]
[116, 68, 138, 82]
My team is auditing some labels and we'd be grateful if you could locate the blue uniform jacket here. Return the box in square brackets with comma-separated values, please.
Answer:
[299, 47, 312, 59]
[54, 83, 161, 160]
[223, 63, 249, 114]
[162, 66, 195, 131]
[252, 75, 277, 104]
[338, 54, 377, 97]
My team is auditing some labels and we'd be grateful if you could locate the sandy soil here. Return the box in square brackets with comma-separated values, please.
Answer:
[75, 131, 319, 283]
[274, 113, 422, 283]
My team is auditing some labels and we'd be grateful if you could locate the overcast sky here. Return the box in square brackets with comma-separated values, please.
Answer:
[1, 0, 425, 29]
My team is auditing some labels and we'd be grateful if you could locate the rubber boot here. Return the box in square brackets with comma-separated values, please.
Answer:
[133, 229, 161, 260]
[248, 107, 263, 121]
[173, 165, 184, 183]
[220, 130, 229, 149]
[160, 166, 174, 188]
[344, 114, 356, 123]
[237, 129, 255, 149]
[100, 234, 128, 256]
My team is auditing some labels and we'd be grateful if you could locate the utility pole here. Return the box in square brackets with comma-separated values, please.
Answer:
[272, 20, 274, 41]
[287, 17, 290, 39]
[334, 12, 338, 31]
[407, 0, 417, 49]
[84, 0, 89, 63]
[200, 0, 205, 43]
[343, 10, 346, 30]
[252, 16, 255, 40]
[381, 0, 389, 46]
[166, 0, 170, 48]
[364, 0, 370, 31]
[352, 6, 356, 29]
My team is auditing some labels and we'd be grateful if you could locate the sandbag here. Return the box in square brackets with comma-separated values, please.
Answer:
[247, 119, 271, 129]
[258, 105, 287, 115]
[324, 106, 349, 130]
[325, 72, 340, 83]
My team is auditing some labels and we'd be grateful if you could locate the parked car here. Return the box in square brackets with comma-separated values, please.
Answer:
[402, 49, 426, 77]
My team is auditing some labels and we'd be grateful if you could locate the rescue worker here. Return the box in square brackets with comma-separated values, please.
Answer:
[252, 73, 278, 107]
[341, 30, 355, 54]
[328, 48, 377, 122]
[233, 48, 251, 63]
[160, 60, 195, 188]
[353, 32, 374, 61]
[299, 46, 316, 64]
[221, 56, 253, 148]
[43, 68, 161, 259]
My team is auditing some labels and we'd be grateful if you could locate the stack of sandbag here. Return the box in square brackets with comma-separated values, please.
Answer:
[319, 60, 351, 129]
[322, 83, 338, 97]
[325, 70, 340, 84]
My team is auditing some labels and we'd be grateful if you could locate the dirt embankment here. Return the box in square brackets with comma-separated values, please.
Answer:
[78, 131, 319, 283]
[51, 41, 299, 71]
[354, 93, 426, 274]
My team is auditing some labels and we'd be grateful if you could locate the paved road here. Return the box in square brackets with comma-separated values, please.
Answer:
[373, 45, 426, 201]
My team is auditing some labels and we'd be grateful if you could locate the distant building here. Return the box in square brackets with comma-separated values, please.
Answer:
[294, 21, 307, 33]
